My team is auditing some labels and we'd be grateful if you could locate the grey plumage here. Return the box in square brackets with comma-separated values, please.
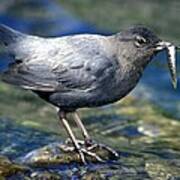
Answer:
[0, 24, 168, 111]
[0, 24, 178, 164]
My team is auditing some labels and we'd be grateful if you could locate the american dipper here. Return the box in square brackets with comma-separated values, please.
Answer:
[0, 24, 178, 164]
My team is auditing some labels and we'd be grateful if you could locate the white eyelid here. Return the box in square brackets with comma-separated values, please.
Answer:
[135, 35, 147, 47]
[136, 35, 147, 43]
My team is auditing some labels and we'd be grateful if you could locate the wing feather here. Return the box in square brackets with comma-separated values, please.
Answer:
[2, 34, 115, 92]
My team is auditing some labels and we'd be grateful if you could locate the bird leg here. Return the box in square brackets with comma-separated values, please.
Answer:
[72, 112, 92, 145]
[58, 110, 104, 164]
[72, 112, 119, 158]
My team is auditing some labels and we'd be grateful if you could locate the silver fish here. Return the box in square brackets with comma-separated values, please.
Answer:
[156, 41, 177, 89]
[167, 45, 177, 89]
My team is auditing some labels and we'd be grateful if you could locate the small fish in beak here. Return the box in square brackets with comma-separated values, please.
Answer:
[156, 41, 178, 89]
[167, 45, 177, 89]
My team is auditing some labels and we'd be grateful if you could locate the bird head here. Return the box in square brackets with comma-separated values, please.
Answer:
[115, 26, 178, 89]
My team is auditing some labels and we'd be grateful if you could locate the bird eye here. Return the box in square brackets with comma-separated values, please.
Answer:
[135, 36, 147, 47]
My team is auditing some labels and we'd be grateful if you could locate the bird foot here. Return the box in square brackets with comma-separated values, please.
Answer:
[85, 140, 119, 158]
[77, 147, 105, 164]
[62, 138, 119, 164]
[60, 139, 105, 164]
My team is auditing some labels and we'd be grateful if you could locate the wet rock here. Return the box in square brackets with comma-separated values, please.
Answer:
[0, 155, 28, 178]
[30, 171, 61, 180]
[20, 142, 117, 166]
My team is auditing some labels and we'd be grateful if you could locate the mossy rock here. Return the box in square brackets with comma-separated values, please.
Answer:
[21, 142, 118, 166]
[0, 155, 28, 178]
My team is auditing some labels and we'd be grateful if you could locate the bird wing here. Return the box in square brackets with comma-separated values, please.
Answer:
[2, 34, 117, 92]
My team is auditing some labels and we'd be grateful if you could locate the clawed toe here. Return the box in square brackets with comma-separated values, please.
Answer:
[62, 140, 107, 164]
[86, 141, 119, 158]
[65, 139, 119, 158]
[62, 139, 119, 164]
[61, 145, 105, 164]
[77, 148, 105, 164]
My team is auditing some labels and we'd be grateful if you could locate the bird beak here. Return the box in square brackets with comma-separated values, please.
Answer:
[155, 41, 178, 89]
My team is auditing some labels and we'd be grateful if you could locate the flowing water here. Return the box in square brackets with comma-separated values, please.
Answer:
[0, 0, 179, 179]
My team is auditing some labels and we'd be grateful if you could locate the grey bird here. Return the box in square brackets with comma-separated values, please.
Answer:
[0, 24, 178, 164]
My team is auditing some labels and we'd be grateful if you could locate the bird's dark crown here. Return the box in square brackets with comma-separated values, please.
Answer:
[117, 25, 160, 45]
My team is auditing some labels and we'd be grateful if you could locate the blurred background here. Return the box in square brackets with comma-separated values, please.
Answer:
[0, 0, 180, 178]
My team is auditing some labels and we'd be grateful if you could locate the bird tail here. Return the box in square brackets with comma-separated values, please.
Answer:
[0, 24, 25, 46]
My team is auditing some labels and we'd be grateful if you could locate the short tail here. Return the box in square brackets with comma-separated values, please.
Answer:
[0, 24, 25, 46]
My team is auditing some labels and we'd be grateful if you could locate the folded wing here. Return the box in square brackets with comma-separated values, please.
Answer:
[2, 34, 116, 92]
